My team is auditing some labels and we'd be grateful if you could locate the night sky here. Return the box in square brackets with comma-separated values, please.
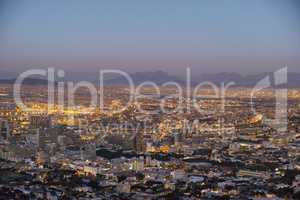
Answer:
[0, 0, 300, 78]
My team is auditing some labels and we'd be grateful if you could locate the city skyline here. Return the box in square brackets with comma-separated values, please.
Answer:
[0, 1, 300, 199]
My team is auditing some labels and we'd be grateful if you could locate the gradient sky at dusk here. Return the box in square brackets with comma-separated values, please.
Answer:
[0, 0, 300, 77]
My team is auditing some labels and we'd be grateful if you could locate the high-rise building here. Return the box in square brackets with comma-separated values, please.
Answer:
[133, 131, 145, 153]
[174, 132, 183, 146]
[133, 156, 144, 171]
[0, 119, 9, 141]
[37, 127, 61, 153]
[174, 132, 183, 152]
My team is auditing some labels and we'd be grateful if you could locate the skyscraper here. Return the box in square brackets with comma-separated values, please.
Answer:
[133, 131, 145, 154]
[0, 119, 9, 141]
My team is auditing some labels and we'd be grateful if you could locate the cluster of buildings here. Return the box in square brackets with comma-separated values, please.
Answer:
[0, 84, 300, 199]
